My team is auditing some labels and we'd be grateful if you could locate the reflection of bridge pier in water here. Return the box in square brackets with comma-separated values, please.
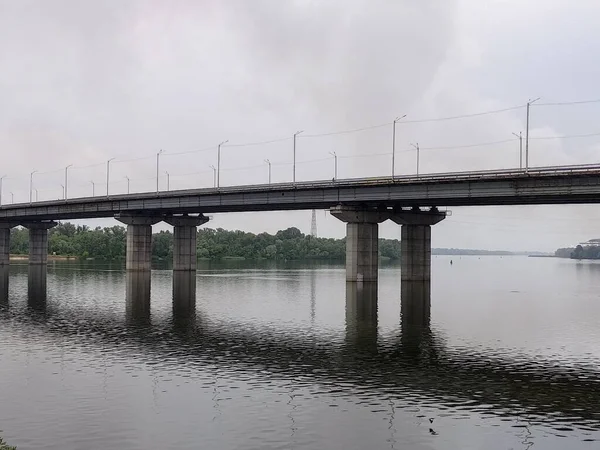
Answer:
[126, 271, 151, 325]
[345, 282, 378, 350]
[172, 271, 197, 329]
[28, 265, 47, 311]
[0, 266, 9, 305]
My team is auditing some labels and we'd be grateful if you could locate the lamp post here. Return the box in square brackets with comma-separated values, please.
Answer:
[525, 97, 540, 172]
[392, 114, 407, 178]
[210, 165, 216, 188]
[106, 157, 115, 197]
[165, 171, 170, 191]
[10, 192, 13, 204]
[264, 159, 272, 184]
[0, 175, 5, 206]
[156, 149, 163, 193]
[35, 189, 39, 202]
[217, 140, 228, 188]
[64, 164, 72, 200]
[293, 130, 303, 183]
[329, 151, 338, 180]
[125, 176, 130, 194]
[512, 132, 523, 170]
[30, 170, 37, 204]
[90, 180, 95, 197]
[411, 143, 420, 176]
[60, 184, 64, 200]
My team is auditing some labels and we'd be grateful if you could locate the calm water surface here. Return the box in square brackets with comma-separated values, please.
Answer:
[1, 256, 600, 449]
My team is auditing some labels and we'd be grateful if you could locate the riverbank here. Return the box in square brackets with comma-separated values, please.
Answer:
[9, 254, 79, 261]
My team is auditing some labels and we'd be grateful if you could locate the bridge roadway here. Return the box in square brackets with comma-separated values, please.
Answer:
[3, 164, 600, 222]
[3, 268, 599, 432]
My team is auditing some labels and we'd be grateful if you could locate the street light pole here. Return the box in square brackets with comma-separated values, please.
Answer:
[264, 159, 271, 184]
[210, 165, 216, 188]
[392, 115, 407, 178]
[60, 184, 64, 200]
[525, 97, 540, 172]
[165, 171, 170, 191]
[512, 132, 523, 170]
[293, 130, 303, 183]
[329, 151, 338, 180]
[10, 192, 13, 204]
[90, 181, 95, 197]
[156, 149, 163, 193]
[125, 176, 130, 194]
[217, 140, 228, 188]
[411, 143, 420, 176]
[30, 170, 37, 204]
[106, 157, 115, 197]
[65, 164, 72, 200]
[35, 189, 38, 202]
[0, 175, 5, 206]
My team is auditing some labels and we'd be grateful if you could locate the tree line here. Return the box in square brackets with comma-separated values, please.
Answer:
[9, 223, 402, 261]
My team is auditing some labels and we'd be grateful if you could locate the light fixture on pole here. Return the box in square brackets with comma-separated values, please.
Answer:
[293, 130, 304, 183]
[165, 171, 170, 191]
[106, 157, 115, 197]
[512, 132, 523, 170]
[64, 164, 72, 200]
[392, 114, 407, 178]
[125, 176, 130, 194]
[30, 170, 37, 204]
[329, 151, 338, 180]
[90, 180, 95, 197]
[410, 143, 420, 176]
[156, 149, 164, 193]
[264, 159, 272, 184]
[0, 175, 6, 207]
[217, 140, 228, 188]
[525, 97, 540, 172]
[210, 165, 216, 188]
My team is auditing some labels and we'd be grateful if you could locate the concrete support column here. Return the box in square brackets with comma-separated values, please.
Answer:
[330, 206, 390, 282]
[391, 207, 446, 283]
[0, 223, 16, 266]
[164, 215, 209, 271]
[23, 221, 58, 265]
[115, 215, 162, 271]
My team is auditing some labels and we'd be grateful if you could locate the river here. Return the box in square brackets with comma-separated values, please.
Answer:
[1, 256, 599, 449]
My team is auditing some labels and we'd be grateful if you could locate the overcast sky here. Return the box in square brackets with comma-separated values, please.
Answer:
[2, 0, 600, 252]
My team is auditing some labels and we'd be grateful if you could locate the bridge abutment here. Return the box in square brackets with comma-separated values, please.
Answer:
[331, 206, 390, 282]
[164, 215, 209, 271]
[22, 221, 58, 265]
[116, 215, 162, 271]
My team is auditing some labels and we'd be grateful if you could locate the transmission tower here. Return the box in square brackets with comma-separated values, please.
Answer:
[310, 209, 317, 237]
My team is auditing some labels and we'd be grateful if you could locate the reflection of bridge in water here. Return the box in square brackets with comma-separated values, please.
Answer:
[1, 266, 600, 433]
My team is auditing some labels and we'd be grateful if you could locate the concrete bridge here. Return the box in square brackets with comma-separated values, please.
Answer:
[3, 163, 600, 300]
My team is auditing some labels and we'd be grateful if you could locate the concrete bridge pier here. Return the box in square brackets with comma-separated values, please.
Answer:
[23, 221, 58, 265]
[0, 223, 15, 266]
[165, 214, 209, 271]
[330, 206, 390, 282]
[116, 215, 162, 271]
[391, 207, 446, 284]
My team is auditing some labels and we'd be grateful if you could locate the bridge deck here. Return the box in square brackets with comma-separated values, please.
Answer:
[2, 163, 600, 221]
